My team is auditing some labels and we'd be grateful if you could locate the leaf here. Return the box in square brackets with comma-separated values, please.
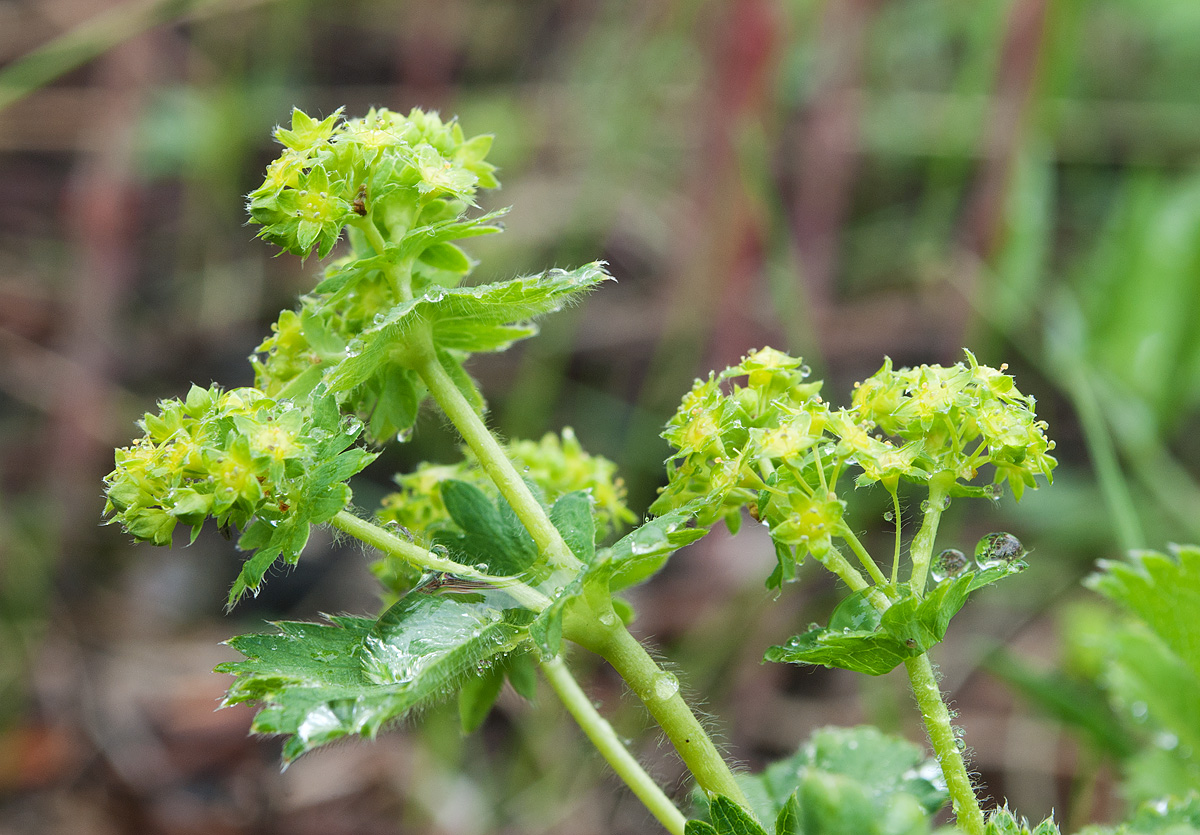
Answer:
[550, 491, 595, 563]
[436, 479, 538, 576]
[774, 794, 801, 835]
[733, 727, 943, 835]
[218, 591, 533, 762]
[602, 502, 711, 591]
[766, 562, 1026, 676]
[420, 241, 472, 274]
[706, 796, 770, 835]
[327, 263, 611, 394]
[458, 663, 506, 734]
[1087, 547, 1200, 682]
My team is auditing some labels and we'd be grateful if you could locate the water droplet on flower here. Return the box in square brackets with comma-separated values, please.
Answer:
[930, 548, 971, 582]
[974, 532, 1025, 569]
[651, 673, 679, 701]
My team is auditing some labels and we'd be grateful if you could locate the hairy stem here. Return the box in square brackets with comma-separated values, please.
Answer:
[330, 510, 551, 611]
[838, 524, 891, 589]
[411, 336, 583, 573]
[904, 654, 984, 835]
[541, 655, 687, 835]
[568, 615, 755, 818]
[908, 473, 953, 594]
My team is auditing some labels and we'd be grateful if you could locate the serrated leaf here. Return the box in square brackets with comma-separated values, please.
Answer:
[1088, 547, 1200, 682]
[327, 263, 611, 394]
[602, 502, 711, 591]
[218, 591, 533, 762]
[766, 562, 1026, 676]
[739, 726, 945, 829]
[437, 479, 537, 576]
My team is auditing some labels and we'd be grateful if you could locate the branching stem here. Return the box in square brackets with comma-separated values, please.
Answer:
[566, 615, 756, 819]
[411, 333, 583, 574]
[541, 655, 687, 835]
[330, 510, 551, 611]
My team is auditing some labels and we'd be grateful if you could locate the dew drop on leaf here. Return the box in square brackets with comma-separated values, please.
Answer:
[930, 548, 971, 582]
[974, 532, 1025, 569]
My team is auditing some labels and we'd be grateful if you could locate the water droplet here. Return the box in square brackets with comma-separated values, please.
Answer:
[920, 499, 931, 513]
[651, 673, 679, 701]
[597, 611, 616, 627]
[955, 738, 966, 751]
[430, 544, 450, 559]
[1131, 701, 1149, 721]
[883, 510, 895, 522]
[473, 563, 489, 573]
[799, 364, 812, 377]
[930, 548, 971, 582]
[984, 484, 1003, 502]
[343, 415, 363, 435]
[974, 532, 1025, 569]
[395, 427, 414, 443]
[940, 496, 951, 510]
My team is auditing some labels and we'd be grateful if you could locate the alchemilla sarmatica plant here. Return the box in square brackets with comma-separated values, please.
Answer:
[104, 107, 1200, 835]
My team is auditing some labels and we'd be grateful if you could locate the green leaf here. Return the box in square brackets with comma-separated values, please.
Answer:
[420, 242, 472, 274]
[436, 480, 537, 576]
[774, 794, 801, 835]
[218, 591, 533, 762]
[458, 663, 506, 734]
[734, 727, 943, 835]
[706, 796, 770, 835]
[550, 491, 595, 563]
[327, 263, 611, 394]
[1087, 547, 1200, 682]
[602, 502, 711, 591]
[766, 562, 1026, 676]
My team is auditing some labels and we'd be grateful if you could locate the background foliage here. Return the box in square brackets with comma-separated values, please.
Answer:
[2, 0, 1200, 833]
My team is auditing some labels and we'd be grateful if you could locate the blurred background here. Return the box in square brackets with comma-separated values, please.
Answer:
[3, 0, 1200, 832]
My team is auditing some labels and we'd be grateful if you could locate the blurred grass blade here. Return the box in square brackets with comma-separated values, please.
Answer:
[0, 0, 276, 113]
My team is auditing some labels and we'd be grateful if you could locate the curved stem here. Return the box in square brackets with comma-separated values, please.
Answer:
[890, 489, 903, 585]
[568, 616, 756, 818]
[330, 510, 551, 611]
[904, 653, 984, 835]
[541, 655, 687, 835]
[412, 337, 583, 573]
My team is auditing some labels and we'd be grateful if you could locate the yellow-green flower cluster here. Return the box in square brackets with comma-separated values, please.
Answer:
[654, 348, 1057, 565]
[246, 107, 497, 258]
[379, 428, 635, 541]
[851, 351, 1056, 499]
[103, 384, 372, 548]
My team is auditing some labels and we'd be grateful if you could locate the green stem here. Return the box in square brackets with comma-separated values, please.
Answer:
[837, 524, 891, 589]
[354, 216, 413, 300]
[329, 510, 551, 611]
[412, 336, 583, 573]
[890, 489, 903, 585]
[541, 655, 687, 835]
[816, 546, 890, 612]
[908, 473, 953, 594]
[904, 654, 984, 835]
[568, 616, 755, 818]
